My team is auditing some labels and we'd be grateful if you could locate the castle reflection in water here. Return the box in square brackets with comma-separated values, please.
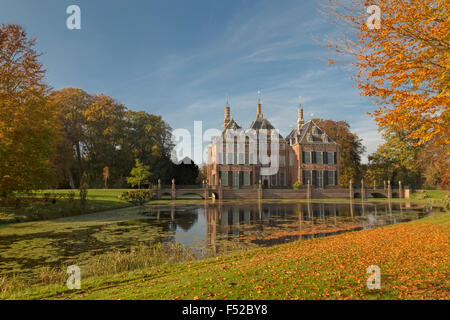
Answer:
[147, 201, 433, 256]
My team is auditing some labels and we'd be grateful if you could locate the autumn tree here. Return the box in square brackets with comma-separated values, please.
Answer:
[50, 89, 175, 188]
[315, 119, 366, 186]
[324, 0, 449, 146]
[127, 159, 151, 189]
[416, 143, 449, 189]
[50, 88, 93, 188]
[365, 126, 423, 187]
[0, 24, 60, 196]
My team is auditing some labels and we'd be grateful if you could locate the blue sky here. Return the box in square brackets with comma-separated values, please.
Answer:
[1, 0, 382, 161]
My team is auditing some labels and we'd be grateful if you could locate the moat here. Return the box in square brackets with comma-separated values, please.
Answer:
[0, 200, 440, 278]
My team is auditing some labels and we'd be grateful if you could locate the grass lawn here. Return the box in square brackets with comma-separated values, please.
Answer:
[4, 211, 449, 300]
[0, 189, 133, 224]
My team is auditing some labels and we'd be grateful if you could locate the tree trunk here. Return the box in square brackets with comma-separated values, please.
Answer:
[66, 166, 75, 189]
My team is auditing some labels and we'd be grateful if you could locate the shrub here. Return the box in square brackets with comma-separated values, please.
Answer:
[293, 181, 301, 190]
[119, 190, 155, 205]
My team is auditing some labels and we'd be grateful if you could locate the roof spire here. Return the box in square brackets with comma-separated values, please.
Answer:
[256, 89, 263, 118]
[297, 95, 304, 130]
[224, 96, 231, 129]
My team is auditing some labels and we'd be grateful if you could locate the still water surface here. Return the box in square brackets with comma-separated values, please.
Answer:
[0, 201, 439, 277]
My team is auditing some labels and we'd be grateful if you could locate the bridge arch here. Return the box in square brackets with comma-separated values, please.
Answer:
[176, 192, 204, 200]
[370, 192, 387, 198]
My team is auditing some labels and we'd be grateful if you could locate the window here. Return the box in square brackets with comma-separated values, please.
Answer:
[245, 152, 249, 165]
[280, 172, 285, 186]
[289, 153, 294, 166]
[244, 171, 250, 186]
[249, 153, 255, 165]
[280, 143, 285, 150]
[327, 171, 335, 186]
[327, 152, 334, 165]
[221, 171, 228, 186]
[227, 152, 233, 165]
[302, 151, 311, 164]
[280, 155, 286, 167]
[302, 170, 311, 185]
[238, 153, 244, 164]
[315, 152, 323, 164]
[271, 174, 277, 186]
[317, 170, 323, 188]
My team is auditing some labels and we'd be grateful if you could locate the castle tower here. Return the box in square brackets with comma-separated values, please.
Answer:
[256, 89, 263, 118]
[224, 97, 230, 129]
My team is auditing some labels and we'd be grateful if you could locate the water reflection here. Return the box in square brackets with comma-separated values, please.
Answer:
[143, 201, 437, 256]
[0, 201, 439, 277]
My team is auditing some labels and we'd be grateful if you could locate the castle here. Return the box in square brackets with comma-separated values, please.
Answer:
[206, 93, 340, 189]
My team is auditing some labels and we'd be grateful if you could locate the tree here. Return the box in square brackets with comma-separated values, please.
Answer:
[314, 119, 366, 186]
[0, 24, 60, 196]
[416, 143, 449, 189]
[50, 89, 175, 188]
[196, 165, 208, 185]
[50, 88, 93, 188]
[324, 0, 449, 146]
[127, 111, 173, 184]
[172, 157, 199, 185]
[127, 159, 151, 189]
[365, 126, 423, 187]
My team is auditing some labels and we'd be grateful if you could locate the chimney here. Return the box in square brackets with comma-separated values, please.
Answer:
[224, 97, 230, 129]
[256, 89, 263, 118]
[297, 108, 304, 130]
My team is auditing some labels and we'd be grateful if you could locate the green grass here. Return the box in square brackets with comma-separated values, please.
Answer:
[0, 189, 133, 224]
[2, 211, 448, 300]
[410, 189, 449, 200]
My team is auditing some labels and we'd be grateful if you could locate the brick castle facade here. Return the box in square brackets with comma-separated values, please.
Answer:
[207, 94, 340, 189]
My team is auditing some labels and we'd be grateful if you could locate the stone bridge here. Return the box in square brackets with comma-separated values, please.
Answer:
[155, 180, 406, 200]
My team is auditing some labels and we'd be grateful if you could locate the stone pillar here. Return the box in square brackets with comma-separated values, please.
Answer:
[203, 180, 209, 200]
[171, 178, 176, 200]
[218, 178, 223, 200]
[361, 179, 365, 202]
[404, 188, 410, 199]
[384, 180, 386, 191]
[398, 181, 403, 199]
[349, 179, 353, 199]
[373, 181, 376, 190]
[258, 179, 262, 200]
[156, 179, 162, 200]
[387, 180, 392, 200]
[307, 179, 311, 200]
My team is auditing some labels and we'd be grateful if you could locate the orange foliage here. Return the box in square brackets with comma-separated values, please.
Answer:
[326, 0, 449, 146]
